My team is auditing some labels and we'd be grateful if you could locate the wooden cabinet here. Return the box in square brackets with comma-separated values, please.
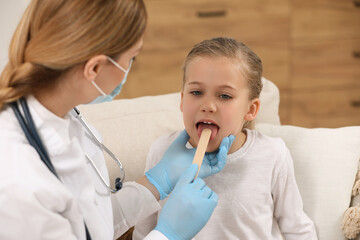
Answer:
[119, 0, 360, 128]
[142, 0, 290, 50]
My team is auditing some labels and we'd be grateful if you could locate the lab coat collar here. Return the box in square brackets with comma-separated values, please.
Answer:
[26, 95, 71, 141]
[25, 96, 85, 172]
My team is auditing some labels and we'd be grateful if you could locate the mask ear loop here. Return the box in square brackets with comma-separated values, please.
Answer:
[91, 57, 133, 98]
[107, 56, 129, 73]
[91, 80, 107, 96]
[121, 58, 133, 84]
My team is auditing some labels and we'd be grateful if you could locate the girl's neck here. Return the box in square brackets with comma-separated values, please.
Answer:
[228, 129, 247, 154]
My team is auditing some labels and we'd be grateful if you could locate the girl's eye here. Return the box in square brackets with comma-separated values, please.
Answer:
[190, 91, 202, 96]
[219, 94, 232, 100]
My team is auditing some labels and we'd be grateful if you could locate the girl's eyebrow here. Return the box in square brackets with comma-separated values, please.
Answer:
[187, 81, 203, 86]
[187, 81, 236, 90]
[219, 85, 236, 90]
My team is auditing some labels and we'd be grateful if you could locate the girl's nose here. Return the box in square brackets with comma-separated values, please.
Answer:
[200, 99, 217, 113]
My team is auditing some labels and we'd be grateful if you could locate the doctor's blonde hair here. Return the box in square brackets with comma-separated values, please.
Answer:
[182, 37, 263, 129]
[0, 0, 147, 110]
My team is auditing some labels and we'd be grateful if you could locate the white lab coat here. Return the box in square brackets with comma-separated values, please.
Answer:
[0, 96, 167, 240]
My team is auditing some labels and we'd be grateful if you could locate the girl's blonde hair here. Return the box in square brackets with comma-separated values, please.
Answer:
[0, 0, 147, 110]
[182, 37, 263, 129]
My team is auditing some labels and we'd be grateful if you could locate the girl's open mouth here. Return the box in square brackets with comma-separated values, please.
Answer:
[196, 120, 219, 141]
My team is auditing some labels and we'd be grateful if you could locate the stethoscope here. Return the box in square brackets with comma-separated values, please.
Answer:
[10, 97, 125, 193]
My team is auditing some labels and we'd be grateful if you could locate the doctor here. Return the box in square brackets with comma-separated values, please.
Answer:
[0, 0, 234, 239]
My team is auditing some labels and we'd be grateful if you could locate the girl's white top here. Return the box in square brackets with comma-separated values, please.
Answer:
[134, 130, 318, 240]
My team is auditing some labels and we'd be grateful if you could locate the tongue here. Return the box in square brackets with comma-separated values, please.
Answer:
[197, 123, 219, 141]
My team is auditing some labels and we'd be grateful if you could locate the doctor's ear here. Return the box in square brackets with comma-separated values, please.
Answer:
[83, 55, 108, 81]
[244, 98, 260, 121]
[180, 91, 184, 112]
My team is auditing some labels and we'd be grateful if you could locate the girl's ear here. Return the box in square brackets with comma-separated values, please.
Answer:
[244, 98, 260, 121]
[180, 91, 184, 112]
[83, 55, 108, 82]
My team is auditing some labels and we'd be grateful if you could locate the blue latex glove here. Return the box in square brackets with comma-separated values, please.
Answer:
[155, 164, 218, 240]
[146, 130, 234, 199]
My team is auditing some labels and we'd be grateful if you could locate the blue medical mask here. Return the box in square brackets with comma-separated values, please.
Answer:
[89, 56, 133, 104]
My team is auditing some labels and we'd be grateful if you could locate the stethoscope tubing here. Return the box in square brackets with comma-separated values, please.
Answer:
[10, 99, 59, 178]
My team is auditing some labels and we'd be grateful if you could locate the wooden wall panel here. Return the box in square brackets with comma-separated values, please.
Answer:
[292, 39, 360, 90]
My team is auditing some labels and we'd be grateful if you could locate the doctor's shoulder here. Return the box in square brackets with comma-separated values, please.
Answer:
[0, 106, 72, 212]
[0, 105, 39, 164]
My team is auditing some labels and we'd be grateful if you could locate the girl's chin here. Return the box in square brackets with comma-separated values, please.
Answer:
[206, 142, 221, 153]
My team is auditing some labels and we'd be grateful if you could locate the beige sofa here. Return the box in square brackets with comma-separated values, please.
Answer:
[78, 78, 360, 240]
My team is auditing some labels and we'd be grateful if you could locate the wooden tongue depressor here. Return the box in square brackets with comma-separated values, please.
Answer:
[192, 128, 212, 179]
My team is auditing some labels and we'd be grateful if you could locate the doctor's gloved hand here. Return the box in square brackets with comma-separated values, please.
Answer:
[145, 130, 234, 199]
[155, 164, 218, 240]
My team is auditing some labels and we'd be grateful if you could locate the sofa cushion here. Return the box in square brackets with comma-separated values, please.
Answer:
[255, 77, 280, 126]
[255, 123, 360, 240]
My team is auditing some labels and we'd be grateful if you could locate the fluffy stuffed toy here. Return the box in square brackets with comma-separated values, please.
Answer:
[342, 171, 360, 239]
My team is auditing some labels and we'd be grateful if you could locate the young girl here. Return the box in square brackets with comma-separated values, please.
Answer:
[134, 37, 317, 239]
